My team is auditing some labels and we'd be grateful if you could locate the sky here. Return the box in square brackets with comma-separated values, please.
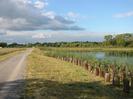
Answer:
[0, 0, 133, 43]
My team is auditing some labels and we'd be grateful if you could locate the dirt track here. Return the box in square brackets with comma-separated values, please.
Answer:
[0, 49, 32, 99]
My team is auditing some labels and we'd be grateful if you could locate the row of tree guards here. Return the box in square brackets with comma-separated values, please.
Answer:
[53, 56, 133, 93]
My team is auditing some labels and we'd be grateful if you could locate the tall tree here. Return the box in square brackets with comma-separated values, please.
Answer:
[104, 35, 113, 46]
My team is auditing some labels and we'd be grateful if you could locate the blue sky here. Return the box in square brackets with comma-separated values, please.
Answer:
[0, 0, 133, 43]
[47, 0, 133, 32]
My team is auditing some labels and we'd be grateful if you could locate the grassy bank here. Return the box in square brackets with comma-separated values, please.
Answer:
[23, 49, 133, 99]
[0, 48, 25, 61]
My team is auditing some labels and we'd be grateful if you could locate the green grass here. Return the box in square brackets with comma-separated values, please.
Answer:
[40, 47, 133, 52]
[0, 48, 25, 61]
[23, 49, 133, 99]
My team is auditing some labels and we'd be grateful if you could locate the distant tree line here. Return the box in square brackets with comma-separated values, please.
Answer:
[0, 41, 102, 48]
[0, 33, 133, 48]
[0, 42, 26, 48]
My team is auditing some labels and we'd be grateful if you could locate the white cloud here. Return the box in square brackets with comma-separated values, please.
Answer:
[114, 11, 133, 18]
[0, 30, 7, 36]
[66, 12, 89, 21]
[16, 0, 32, 4]
[0, 0, 84, 31]
[5, 31, 31, 36]
[41, 11, 56, 19]
[0, 0, 85, 43]
[0, 17, 30, 31]
[0, 30, 104, 43]
[32, 33, 51, 39]
[34, 0, 48, 9]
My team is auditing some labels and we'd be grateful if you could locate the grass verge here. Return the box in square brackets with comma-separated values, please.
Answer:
[23, 48, 133, 99]
[0, 48, 25, 61]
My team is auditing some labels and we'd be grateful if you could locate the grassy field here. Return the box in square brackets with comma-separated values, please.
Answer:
[23, 48, 133, 99]
[0, 48, 25, 61]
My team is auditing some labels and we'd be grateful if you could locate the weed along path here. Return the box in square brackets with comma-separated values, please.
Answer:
[24, 49, 133, 99]
[0, 49, 32, 99]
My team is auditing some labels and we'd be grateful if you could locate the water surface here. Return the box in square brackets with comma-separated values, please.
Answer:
[73, 51, 133, 68]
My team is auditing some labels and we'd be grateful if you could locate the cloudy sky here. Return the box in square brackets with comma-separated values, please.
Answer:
[0, 0, 133, 43]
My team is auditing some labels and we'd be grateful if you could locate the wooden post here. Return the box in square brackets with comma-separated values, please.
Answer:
[79, 60, 82, 66]
[99, 69, 105, 78]
[95, 67, 99, 76]
[120, 72, 126, 81]
[89, 65, 92, 72]
[85, 62, 88, 70]
[76, 59, 78, 65]
[131, 76, 133, 89]
[105, 73, 111, 82]
[123, 78, 130, 93]
[80, 60, 82, 66]
[112, 75, 120, 86]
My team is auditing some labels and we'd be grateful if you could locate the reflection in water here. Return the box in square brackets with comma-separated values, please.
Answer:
[95, 52, 105, 59]
[82, 51, 133, 67]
